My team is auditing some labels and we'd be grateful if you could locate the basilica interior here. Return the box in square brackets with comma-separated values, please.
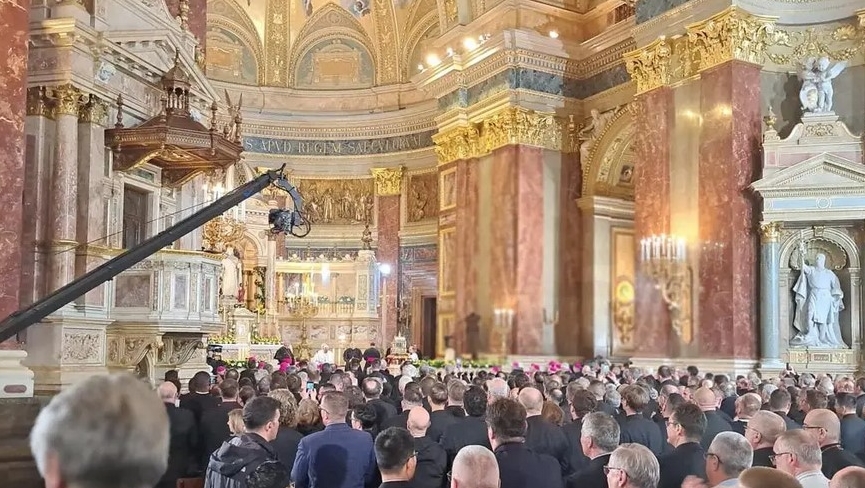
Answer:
[0, 0, 863, 410]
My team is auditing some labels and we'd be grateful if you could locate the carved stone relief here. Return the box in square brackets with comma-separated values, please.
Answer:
[407, 172, 438, 222]
[107, 336, 161, 368]
[158, 336, 205, 366]
[298, 178, 374, 225]
[61, 330, 103, 363]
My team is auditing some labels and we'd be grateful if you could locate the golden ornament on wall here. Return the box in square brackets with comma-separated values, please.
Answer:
[299, 178, 374, 225]
[202, 216, 246, 253]
[624, 36, 672, 95]
[370, 166, 404, 196]
[686, 7, 778, 72]
[613, 278, 635, 346]
[765, 23, 863, 66]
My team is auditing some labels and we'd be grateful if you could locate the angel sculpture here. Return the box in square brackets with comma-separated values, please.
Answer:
[577, 108, 616, 166]
[798, 57, 847, 114]
[223, 89, 243, 142]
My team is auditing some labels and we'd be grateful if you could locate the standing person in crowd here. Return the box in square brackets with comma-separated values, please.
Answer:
[291, 391, 378, 488]
[487, 397, 564, 488]
[374, 427, 418, 488]
[406, 407, 447, 488]
[745, 410, 788, 467]
[206, 396, 288, 488]
[442, 386, 491, 466]
[200, 378, 243, 470]
[738, 467, 804, 488]
[833, 393, 865, 457]
[605, 443, 661, 488]
[31, 374, 170, 488]
[567, 411, 620, 488]
[157, 381, 199, 488]
[773, 429, 830, 488]
[449, 445, 500, 488]
[659, 403, 707, 488]
[683, 431, 751, 488]
[618, 385, 665, 456]
[803, 409, 865, 478]
[519, 386, 571, 475]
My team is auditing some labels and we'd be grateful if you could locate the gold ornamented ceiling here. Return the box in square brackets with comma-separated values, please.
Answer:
[205, 0, 443, 89]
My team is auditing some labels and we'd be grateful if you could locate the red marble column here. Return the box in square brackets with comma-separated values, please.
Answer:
[697, 61, 760, 358]
[632, 89, 673, 357]
[377, 194, 400, 344]
[0, 0, 28, 342]
[489, 145, 544, 354]
[558, 152, 582, 357]
[453, 158, 479, 353]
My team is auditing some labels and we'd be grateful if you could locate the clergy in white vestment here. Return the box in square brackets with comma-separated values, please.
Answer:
[311, 344, 335, 367]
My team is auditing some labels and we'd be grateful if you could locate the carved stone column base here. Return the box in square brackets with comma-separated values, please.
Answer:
[29, 364, 107, 395]
[0, 350, 35, 398]
[25, 318, 109, 394]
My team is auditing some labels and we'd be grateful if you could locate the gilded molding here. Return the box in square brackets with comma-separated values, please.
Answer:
[433, 107, 575, 165]
[51, 83, 84, 117]
[764, 21, 864, 66]
[79, 96, 108, 126]
[264, 0, 290, 86]
[624, 37, 672, 95]
[373, 0, 399, 84]
[370, 166, 404, 196]
[26, 86, 54, 119]
[686, 7, 779, 72]
[760, 221, 782, 243]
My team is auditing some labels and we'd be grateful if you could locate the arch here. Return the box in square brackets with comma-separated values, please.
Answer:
[206, 0, 264, 74]
[405, 0, 438, 34]
[582, 108, 635, 200]
[401, 11, 439, 79]
[779, 227, 860, 271]
[288, 3, 378, 87]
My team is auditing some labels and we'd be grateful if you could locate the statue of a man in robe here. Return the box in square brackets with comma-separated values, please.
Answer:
[221, 246, 242, 299]
[791, 242, 846, 348]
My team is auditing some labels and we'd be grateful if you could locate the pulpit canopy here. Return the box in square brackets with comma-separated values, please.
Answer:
[105, 53, 243, 187]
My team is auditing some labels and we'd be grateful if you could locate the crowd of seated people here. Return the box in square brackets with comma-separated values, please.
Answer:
[26, 353, 865, 488]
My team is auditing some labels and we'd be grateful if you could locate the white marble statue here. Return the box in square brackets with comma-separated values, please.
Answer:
[798, 57, 847, 114]
[791, 243, 846, 348]
[578, 108, 616, 165]
[221, 246, 242, 298]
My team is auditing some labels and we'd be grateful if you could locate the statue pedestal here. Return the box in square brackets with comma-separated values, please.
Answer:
[785, 347, 858, 376]
[0, 349, 34, 398]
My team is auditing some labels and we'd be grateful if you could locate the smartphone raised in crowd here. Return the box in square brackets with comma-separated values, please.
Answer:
[306, 381, 315, 391]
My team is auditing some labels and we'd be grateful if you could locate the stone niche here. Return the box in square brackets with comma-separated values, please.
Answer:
[752, 113, 864, 375]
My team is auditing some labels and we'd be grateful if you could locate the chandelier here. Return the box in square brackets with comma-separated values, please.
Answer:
[639, 234, 692, 343]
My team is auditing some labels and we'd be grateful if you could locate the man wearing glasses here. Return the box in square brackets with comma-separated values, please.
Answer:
[375, 427, 418, 488]
[743, 411, 788, 467]
[658, 403, 707, 488]
[772, 429, 829, 488]
[604, 443, 660, 488]
[689, 432, 752, 488]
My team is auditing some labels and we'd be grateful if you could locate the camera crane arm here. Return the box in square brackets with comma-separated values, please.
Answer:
[0, 165, 303, 343]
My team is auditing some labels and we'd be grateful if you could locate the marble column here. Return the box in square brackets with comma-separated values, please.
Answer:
[76, 96, 109, 310]
[489, 145, 544, 355]
[454, 158, 479, 353]
[759, 222, 782, 367]
[696, 61, 760, 359]
[49, 84, 82, 294]
[632, 90, 674, 357]
[0, 0, 34, 398]
[558, 151, 582, 357]
[371, 167, 403, 346]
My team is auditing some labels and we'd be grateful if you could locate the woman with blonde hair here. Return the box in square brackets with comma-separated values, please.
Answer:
[295, 397, 324, 436]
[227, 408, 245, 435]
[269, 388, 303, 468]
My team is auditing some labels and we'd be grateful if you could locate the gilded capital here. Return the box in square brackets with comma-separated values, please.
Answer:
[370, 167, 404, 196]
[686, 7, 778, 72]
[624, 37, 672, 95]
[79, 96, 108, 126]
[433, 106, 566, 165]
[26, 86, 54, 119]
[51, 84, 84, 116]
[760, 221, 782, 243]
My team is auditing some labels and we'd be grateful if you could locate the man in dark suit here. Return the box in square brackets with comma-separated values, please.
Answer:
[589, 381, 616, 416]
[658, 403, 707, 488]
[426, 382, 460, 442]
[406, 407, 446, 488]
[606, 444, 661, 488]
[291, 391, 378, 488]
[743, 410, 787, 468]
[769, 388, 801, 430]
[618, 385, 665, 456]
[731, 393, 762, 436]
[566, 412, 619, 488]
[488, 397, 564, 488]
[694, 387, 732, 449]
[180, 371, 220, 425]
[381, 388, 424, 431]
[803, 408, 865, 478]
[441, 386, 491, 467]
[855, 378, 865, 418]
[199, 378, 243, 469]
[835, 393, 865, 456]
[374, 427, 417, 488]
[450, 446, 500, 488]
[363, 376, 398, 430]
[563, 390, 597, 473]
[656, 393, 686, 454]
[156, 382, 198, 488]
[519, 386, 571, 476]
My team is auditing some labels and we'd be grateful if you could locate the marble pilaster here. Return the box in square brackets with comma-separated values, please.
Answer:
[759, 222, 782, 367]
[0, 0, 34, 398]
[489, 145, 544, 355]
[371, 167, 402, 345]
[454, 158, 479, 353]
[632, 89, 673, 356]
[696, 61, 760, 359]
[49, 84, 82, 294]
[22, 87, 53, 309]
[558, 152, 582, 357]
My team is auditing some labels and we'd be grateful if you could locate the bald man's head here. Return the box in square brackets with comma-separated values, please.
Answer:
[831, 466, 865, 488]
[452, 445, 499, 488]
[805, 408, 841, 444]
[406, 407, 430, 437]
[694, 387, 718, 411]
[158, 381, 178, 402]
[518, 387, 544, 415]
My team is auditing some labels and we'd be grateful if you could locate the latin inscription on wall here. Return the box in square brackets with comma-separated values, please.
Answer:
[242, 130, 435, 156]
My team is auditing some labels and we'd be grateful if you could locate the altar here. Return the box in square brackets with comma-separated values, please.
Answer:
[752, 65, 865, 376]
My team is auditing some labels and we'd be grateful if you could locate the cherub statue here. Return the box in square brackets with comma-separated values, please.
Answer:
[798, 57, 847, 114]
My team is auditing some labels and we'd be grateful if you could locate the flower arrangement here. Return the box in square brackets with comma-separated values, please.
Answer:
[209, 334, 236, 345]
[251, 334, 282, 345]
[418, 359, 495, 369]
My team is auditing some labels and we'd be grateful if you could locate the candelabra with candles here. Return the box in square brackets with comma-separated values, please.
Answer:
[639, 234, 693, 343]
[494, 308, 515, 360]
[285, 278, 320, 360]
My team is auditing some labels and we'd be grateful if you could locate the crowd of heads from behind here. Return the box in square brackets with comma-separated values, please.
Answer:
[28, 353, 865, 488]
